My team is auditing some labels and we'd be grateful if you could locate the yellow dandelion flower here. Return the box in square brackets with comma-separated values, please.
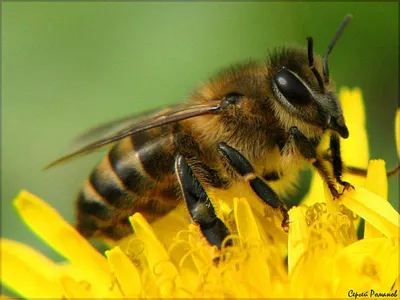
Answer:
[1, 88, 399, 299]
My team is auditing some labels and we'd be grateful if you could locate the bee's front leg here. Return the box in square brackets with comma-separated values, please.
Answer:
[175, 155, 232, 249]
[329, 133, 354, 192]
[287, 126, 346, 199]
[217, 142, 289, 232]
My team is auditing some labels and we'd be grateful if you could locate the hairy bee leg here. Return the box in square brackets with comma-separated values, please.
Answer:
[312, 160, 341, 199]
[217, 142, 289, 232]
[175, 155, 232, 249]
[288, 127, 341, 199]
[287, 127, 317, 160]
[330, 133, 354, 192]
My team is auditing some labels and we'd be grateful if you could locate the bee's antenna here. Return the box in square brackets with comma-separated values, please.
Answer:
[323, 14, 353, 84]
[307, 36, 324, 90]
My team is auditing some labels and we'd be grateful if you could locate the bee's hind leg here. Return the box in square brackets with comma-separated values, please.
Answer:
[175, 155, 232, 249]
[217, 142, 289, 232]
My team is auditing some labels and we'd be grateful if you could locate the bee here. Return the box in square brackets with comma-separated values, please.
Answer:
[47, 15, 398, 249]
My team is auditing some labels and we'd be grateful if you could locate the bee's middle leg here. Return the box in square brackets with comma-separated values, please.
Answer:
[217, 142, 289, 232]
[175, 155, 232, 249]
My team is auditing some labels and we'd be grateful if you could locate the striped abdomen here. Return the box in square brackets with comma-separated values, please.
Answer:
[76, 126, 180, 240]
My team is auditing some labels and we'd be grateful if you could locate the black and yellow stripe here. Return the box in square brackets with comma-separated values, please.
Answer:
[76, 122, 230, 241]
[76, 126, 180, 240]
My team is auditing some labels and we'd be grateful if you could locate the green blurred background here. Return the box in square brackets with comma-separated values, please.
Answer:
[2, 1, 398, 267]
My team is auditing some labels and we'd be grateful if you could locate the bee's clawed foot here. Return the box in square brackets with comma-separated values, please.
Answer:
[212, 256, 221, 266]
[329, 181, 355, 200]
[212, 245, 234, 266]
[339, 180, 354, 192]
[281, 221, 290, 233]
[280, 206, 290, 233]
[329, 186, 341, 200]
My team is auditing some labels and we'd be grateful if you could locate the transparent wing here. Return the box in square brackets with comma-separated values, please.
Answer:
[72, 106, 165, 147]
[45, 100, 222, 169]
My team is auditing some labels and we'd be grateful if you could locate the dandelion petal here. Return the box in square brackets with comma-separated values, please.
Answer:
[233, 198, 272, 292]
[105, 246, 142, 297]
[366, 160, 388, 200]
[58, 276, 94, 299]
[339, 88, 369, 171]
[13, 191, 119, 297]
[129, 213, 180, 297]
[364, 160, 388, 238]
[341, 188, 399, 238]
[234, 197, 261, 243]
[302, 172, 325, 207]
[334, 237, 398, 295]
[288, 206, 309, 275]
[188, 224, 214, 272]
[0, 239, 63, 298]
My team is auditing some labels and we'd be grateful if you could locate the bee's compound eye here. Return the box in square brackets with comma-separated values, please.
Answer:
[274, 67, 313, 105]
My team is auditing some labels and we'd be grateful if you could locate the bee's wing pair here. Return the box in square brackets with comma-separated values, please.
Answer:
[45, 100, 222, 169]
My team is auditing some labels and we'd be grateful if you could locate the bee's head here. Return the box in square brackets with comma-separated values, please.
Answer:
[269, 15, 352, 139]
